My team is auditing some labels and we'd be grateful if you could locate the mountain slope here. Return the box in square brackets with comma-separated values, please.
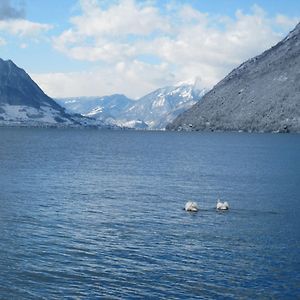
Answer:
[167, 23, 300, 133]
[0, 58, 81, 127]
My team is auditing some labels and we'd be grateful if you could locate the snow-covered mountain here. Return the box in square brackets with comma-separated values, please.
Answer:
[57, 83, 205, 129]
[0, 58, 84, 127]
[56, 94, 134, 117]
[56, 94, 136, 129]
[119, 83, 205, 129]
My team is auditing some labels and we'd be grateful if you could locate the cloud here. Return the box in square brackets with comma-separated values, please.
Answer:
[0, 37, 6, 46]
[47, 0, 299, 97]
[0, 0, 25, 20]
[0, 0, 52, 41]
[0, 19, 52, 37]
[275, 14, 299, 30]
[20, 42, 27, 48]
[32, 61, 174, 99]
[53, 0, 169, 62]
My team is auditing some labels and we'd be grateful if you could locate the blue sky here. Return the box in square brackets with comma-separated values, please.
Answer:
[0, 0, 299, 98]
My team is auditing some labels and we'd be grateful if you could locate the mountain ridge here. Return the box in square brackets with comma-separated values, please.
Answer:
[57, 83, 205, 130]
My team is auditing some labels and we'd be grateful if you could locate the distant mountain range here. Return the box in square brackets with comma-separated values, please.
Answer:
[57, 83, 205, 130]
[167, 23, 300, 133]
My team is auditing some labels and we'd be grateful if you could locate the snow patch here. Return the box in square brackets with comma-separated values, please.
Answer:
[275, 75, 288, 82]
[85, 106, 104, 116]
[0, 104, 73, 126]
[153, 97, 165, 108]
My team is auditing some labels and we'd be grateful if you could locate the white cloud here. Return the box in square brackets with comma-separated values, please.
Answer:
[46, 0, 299, 98]
[275, 14, 299, 29]
[31, 61, 174, 99]
[53, 0, 169, 62]
[20, 43, 27, 49]
[74, 0, 168, 37]
[0, 19, 52, 37]
[0, 36, 6, 46]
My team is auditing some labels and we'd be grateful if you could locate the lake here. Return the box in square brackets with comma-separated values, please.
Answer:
[0, 128, 299, 299]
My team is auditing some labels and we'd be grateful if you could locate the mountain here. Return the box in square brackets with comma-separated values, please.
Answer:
[57, 83, 205, 130]
[56, 94, 134, 117]
[0, 58, 82, 127]
[57, 94, 137, 129]
[119, 83, 205, 129]
[167, 23, 300, 133]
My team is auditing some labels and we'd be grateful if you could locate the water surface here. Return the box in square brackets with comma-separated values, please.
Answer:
[0, 128, 299, 299]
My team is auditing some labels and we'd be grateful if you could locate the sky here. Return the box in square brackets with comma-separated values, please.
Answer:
[0, 0, 299, 99]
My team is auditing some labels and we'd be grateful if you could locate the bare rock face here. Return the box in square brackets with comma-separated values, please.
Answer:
[167, 23, 300, 133]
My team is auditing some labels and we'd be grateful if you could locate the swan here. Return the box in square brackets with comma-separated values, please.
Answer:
[185, 201, 199, 212]
[216, 199, 229, 210]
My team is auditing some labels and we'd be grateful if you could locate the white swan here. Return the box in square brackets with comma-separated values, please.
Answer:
[185, 201, 199, 212]
[216, 199, 229, 210]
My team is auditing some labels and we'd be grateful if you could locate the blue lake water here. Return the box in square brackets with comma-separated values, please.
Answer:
[0, 128, 299, 299]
